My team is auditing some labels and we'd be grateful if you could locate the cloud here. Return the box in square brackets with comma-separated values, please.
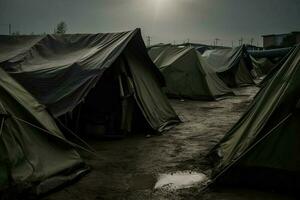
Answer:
[0, 0, 299, 46]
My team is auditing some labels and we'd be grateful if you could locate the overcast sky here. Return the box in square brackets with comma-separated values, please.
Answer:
[1, 0, 300, 46]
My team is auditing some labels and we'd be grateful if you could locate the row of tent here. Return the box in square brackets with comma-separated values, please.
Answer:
[0, 29, 181, 196]
[148, 44, 255, 100]
[148, 43, 290, 101]
[208, 44, 300, 191]
[148, 45, 233, 100]
[148, 42, 300, 191]
[0, 27, 296, 196]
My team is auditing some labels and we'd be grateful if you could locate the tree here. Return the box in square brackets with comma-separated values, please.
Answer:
[54, 21, 67, 34]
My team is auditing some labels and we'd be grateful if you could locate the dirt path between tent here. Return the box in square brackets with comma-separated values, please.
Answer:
[42, 86, 296, 200]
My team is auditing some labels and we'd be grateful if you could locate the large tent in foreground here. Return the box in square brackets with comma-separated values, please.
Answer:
[0, 68, 86, 196]
[208, 45, 300, 190]
[148, 45, 233, 100]
[202, 45, 256, 87]
[0, 29, 180, 136]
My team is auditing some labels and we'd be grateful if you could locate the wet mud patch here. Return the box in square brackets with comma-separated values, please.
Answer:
[197, 106, 225, 111]
[231, 100, 253, 112]
[41, 86, 297, 200]
[129, 174, 157, 190]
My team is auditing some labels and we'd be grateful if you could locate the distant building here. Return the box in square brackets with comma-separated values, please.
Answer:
[262, 32, 300, 49]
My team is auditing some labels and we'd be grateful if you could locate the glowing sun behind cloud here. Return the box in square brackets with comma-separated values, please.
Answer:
[151, 0, 172, 25]
[153, 0, 172, 16]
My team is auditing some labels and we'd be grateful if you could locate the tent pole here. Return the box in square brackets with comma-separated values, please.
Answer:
[56, 119, 96, 153]
[12, 115, 97, 155]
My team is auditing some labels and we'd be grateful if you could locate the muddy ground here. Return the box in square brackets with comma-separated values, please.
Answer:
[42, 86, 296, 200]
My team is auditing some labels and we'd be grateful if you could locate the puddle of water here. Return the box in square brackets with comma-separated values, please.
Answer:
[154, 171, 208, 190]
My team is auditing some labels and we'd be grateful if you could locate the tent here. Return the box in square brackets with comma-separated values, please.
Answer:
[170, 43, 231, 54]
[249, 47, 292, 76]
[0, 29, 180, 136]
[245, 45, 263, 51]
[201, 45, 256, 87]
[258, 47, 295, 87]
[0, 68, 86, 196]
[172, 43, 212, 54]
[250, 56, 276, 76]
[148, 45, 233, 100]
[248, 47, 292, 58]
[208, 45, 300, 190]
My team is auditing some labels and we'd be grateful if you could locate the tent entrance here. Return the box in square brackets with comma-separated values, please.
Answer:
[62, 56, 151, 138]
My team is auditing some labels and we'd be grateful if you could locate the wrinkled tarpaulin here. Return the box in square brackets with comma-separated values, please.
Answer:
[0, 67, 86, 195]
[0, 29, 180, 132]
[201, 45, 256, 87]
[209, 45, 300, 185]
[148, 44, 233, 100]
[249, 47, 292, 76]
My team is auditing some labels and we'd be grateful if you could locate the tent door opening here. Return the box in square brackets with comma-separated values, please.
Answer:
[78, 56, 150, 137]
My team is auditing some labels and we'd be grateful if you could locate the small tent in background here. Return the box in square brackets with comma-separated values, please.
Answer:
[0, 68, 86, 196]
[171, 42, 232, 54]
[249, 47, 292, 76]
[208, 45, 300, 191]
[250, 56, 276, 77]
[148, 45, 233, 100]
[257, 47, 295, 87]
[202, 45, 256, 87]
[174, 43, 212, 54]
[0, 29, 180, 137]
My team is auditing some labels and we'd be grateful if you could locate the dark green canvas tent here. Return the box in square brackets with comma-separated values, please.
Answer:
[148, 45, 233, 100]
[250, 56, 276, 77]
[258, 47, 295, 87]
[201, 45, 256, 87]
[248, 47, 292, 58]
[249, 47, 292, 77]
[208, 45, 300, 190]
[0, 29, 180, 136]
[0, 68, 86, 196]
